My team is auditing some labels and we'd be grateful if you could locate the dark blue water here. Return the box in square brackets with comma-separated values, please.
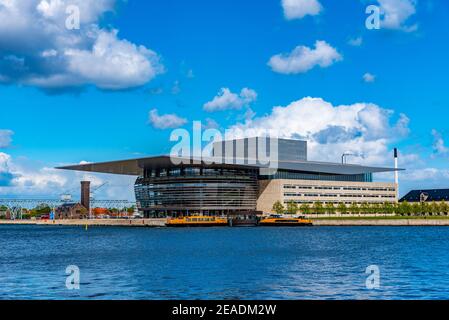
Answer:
[1, 225, 449, 300]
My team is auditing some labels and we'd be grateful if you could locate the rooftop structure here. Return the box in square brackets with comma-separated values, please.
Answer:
[58, 155, 399, 177]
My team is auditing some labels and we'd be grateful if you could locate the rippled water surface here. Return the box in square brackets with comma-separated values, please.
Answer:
[1, 225, 449, 299]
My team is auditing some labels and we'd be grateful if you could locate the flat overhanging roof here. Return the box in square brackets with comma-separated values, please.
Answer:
[56, 155, 404, 176]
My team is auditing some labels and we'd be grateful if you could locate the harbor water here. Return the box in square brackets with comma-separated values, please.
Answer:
[1, 225, 449, 300]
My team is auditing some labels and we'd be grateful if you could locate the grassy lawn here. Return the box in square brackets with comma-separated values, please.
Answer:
[311, 215, 449, 220]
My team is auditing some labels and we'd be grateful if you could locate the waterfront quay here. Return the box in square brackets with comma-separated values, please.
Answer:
[312, 218, 449, 226]
[3, 216, 449, 227]
[0, 218, 167, 227]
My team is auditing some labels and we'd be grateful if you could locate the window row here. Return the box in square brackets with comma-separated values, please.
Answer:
[283, 185, 395, 192]
[284, 193, 396, 199]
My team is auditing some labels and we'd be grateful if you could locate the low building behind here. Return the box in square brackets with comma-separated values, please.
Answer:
[0, 207, 9, 219]
[400, 189, 449, 203]
[55, 203, 88, 219]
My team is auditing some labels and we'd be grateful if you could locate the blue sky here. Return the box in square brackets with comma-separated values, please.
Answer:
[0, 0, 448, 199]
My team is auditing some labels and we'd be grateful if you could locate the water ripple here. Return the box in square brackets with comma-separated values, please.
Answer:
[1, 225, 449, 299]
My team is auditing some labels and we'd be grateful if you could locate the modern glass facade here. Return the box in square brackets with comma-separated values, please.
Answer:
[135, 166, 259, 217]
[134, 165, 375, 217]
[260, 170, 373, 182]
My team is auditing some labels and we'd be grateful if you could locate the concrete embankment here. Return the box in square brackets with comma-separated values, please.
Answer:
[312, 219, 449, 226]
[2, 218, 449, 227]
[0, 218, 167, 227]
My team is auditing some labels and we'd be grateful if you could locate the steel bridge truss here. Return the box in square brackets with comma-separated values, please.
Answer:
[0, 199, 137, 220]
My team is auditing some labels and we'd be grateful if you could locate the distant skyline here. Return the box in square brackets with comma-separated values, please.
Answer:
[1, 0, 449, 199]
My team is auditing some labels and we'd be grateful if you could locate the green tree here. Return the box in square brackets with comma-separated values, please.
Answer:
[272, 201, 285, 214]
[21, 213, 31, 220]
[398, 201, 411, 216]
[325, 203, 335, 215]
[382, 202, 394, 214]
[299, 203, 311, 215]
[312, 202, 324, 215]
[349, 203, 359, 215]
[440, 201, 449, 215]
[421, 202, 430, 215]
[337, 203, 348, 214]
[29, 205, 51, 217]
[127, 206, 136, 214]
[360, 203, 370, 215]
[375, 203, 385, 214]
[430, 201, 440, 216]
[391, 202, 399, 215]
[411, 202, 421, 216]
[286, 201, 298, 215]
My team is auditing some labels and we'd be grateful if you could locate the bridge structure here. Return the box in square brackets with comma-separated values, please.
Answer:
[0, 199, 137, 220]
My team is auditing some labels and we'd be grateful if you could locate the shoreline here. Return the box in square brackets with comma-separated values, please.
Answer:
[312, 219, 449, 226]
[2, 217, 449, 227]
[0, 218, 167, 227]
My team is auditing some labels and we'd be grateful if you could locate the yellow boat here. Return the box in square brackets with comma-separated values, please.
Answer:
[259, 214, 313, 226]
[166, 215, 228, 227]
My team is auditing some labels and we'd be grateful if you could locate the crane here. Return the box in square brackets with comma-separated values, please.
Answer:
[341, 152, 365, 164]
[90, 182, 108, 201]
[59, 182, 108, 203]
[88, 182, 107, 219]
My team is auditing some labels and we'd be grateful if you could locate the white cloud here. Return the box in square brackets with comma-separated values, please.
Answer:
[268, 41, 342, 74]
[431, 129, 449, 157]
[227, 97, 409, 166]
[348, 37, 363, 47]
[12, 167, 68, 191]
[0, 0, 164, 91]
[402, 168, 449, 182]
[148, 109, 187, 130]
[171, 80, 181, 95]
[41, 49, 57, 57]
[203, 118, 220, 130]
[377, 0, 418, 32]
[203, 87, 257, 112]
[398, 167, 449, 196]
[0, 130, 13, 148]
[35, 0, 114, 23]
[186, 69, 194, 78]
[0, 152, 66, 191]
[281, 0, 322, 20]
[0, 152, 136, 199]
[0, 152, 15, 187]
[363, 73, 376, 83]
[61, 30, 163, 90]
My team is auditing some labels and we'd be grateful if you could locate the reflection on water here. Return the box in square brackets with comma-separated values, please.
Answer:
[1, 225, 449, 300]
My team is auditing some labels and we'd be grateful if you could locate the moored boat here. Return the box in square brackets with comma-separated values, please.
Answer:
[166, 215, 228, 227]
[259, 214, 313, 226]
[228, 215, 259, 227]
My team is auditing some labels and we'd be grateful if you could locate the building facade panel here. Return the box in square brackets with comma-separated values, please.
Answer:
[257, 179, 398, 213]
[212, 137, 308, 163]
